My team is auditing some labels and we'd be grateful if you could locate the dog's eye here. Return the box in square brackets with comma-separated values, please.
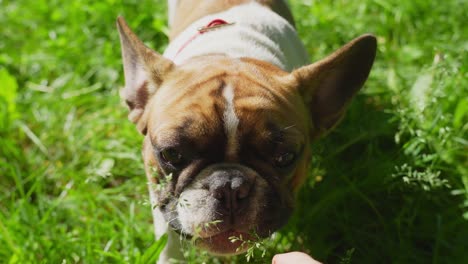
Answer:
[160, 148, 184, 166]
[274, 152, 296, 168]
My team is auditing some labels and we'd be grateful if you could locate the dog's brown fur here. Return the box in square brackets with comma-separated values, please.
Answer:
[117, 21, 376, 192]
[139, 55, 311, 193]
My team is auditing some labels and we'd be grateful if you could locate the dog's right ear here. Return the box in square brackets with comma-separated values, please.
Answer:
[116, 16, 174, 134]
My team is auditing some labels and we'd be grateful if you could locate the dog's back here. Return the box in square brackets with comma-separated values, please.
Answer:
[164, 0, 309, 70]
[168, 0, 296, 39]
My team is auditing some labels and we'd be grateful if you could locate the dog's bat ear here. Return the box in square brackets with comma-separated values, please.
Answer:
[291, 34, 377, 140]
[116, 16, 175, 135]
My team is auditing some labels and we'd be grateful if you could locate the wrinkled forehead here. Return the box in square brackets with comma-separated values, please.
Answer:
[147, 56, 309, 148]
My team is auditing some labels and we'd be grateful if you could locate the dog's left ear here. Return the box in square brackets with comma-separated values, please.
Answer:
[117, 16, 174, 134]
[290, 34, 377, 139]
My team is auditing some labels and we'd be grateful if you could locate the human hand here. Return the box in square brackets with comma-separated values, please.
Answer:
[272, 251, 322, 264]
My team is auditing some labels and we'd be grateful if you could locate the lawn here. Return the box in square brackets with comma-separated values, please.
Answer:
[0, 0, 467, 263]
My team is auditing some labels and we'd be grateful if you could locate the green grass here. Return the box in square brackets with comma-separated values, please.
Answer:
[1, 0, 467, 263]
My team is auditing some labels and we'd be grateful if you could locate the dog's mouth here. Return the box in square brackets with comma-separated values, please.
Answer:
[168, 216, 261, 254]
[194, 229, 254, 255]
[173, 228, 255, 254]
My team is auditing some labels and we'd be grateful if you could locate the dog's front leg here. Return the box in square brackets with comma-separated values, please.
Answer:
[149, 186, 184, 263]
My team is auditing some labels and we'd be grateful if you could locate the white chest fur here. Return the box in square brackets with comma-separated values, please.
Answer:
[163, 2, 310, 71]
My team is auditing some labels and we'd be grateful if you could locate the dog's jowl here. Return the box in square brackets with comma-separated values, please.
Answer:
[117, 0, 376, 262]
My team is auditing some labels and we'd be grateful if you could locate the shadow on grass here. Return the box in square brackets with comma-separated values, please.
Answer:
[284, 96, 467, 263]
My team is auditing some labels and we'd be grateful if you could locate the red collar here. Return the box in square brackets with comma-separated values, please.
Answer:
[173, 19, 235, 59]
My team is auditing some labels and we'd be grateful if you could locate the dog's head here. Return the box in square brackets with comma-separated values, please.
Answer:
[117, 17, 376, 255]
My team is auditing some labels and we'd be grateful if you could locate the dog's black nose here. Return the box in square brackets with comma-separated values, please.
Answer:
[208, 170, 252, 214]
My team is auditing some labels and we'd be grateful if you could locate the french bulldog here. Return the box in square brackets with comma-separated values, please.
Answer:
[116, 0, 376, 262]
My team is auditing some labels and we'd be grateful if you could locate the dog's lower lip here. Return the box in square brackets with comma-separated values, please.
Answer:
[196, 230, 254, 254]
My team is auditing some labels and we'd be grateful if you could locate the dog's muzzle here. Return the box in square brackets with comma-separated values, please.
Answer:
[198, 164, 256, 217]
